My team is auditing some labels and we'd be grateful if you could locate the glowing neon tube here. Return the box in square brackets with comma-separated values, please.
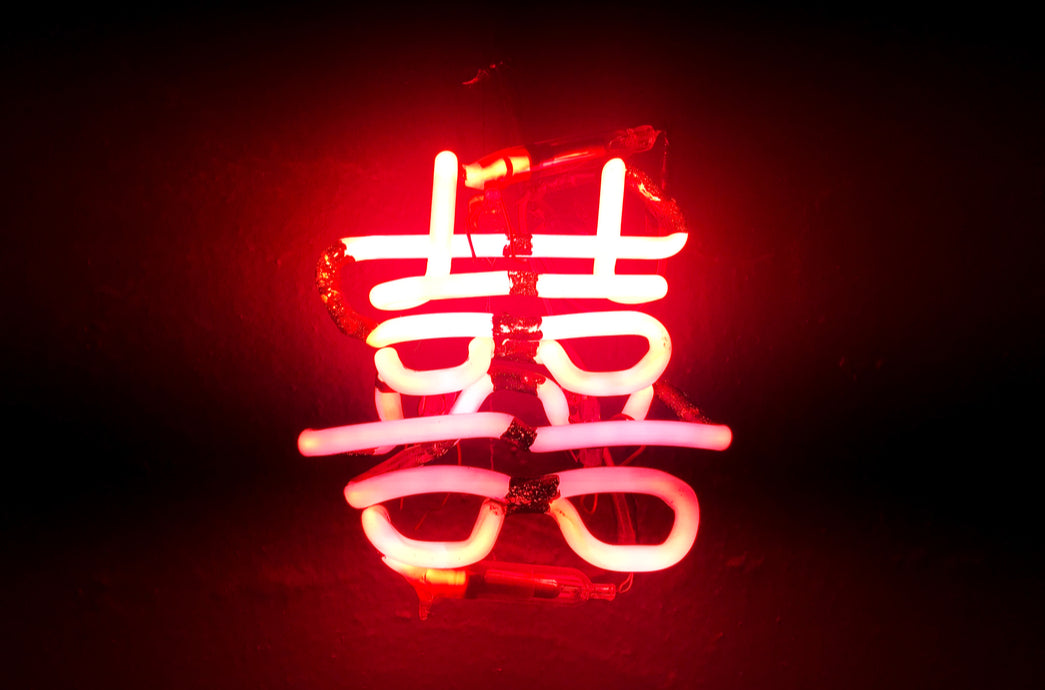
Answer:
[528, 420, 732, 453]
[344, 465, 699, 572]
[369, 150, 459, 311]
[350, 151, 689, 310]
[383, 558, 616, 621]
[426, 151, 457, 280]
[366, 313, 492, 347]
[346, 464, 510, 507]
[535, 379, 570, 426]
[537, 312, 670, 396]
[460, 125, 659, 190]
[367, 156, 673, 308]
[621, 385, 655, 420]
[368, 387, 404, 454]
[368, 311, 666, 346]
[461, 147, 532, 190]
[450, 375, 571, 426]
[374, 388, 404, 421]
[373, 337, 494, 395]
[298, 413, 733, 456]
[361, 501, 506, 569]
[369, 273, 669, 310]
[299, 413, 514, 456]
[340, 232, 688, 262]
[365, 311, 669, 398]
[448, 375, 496, 416]
[595, 158, 625, 278]
[550, 467, 698, 571]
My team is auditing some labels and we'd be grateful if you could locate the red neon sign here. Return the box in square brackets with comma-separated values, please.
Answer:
[299, 126, 731, 619]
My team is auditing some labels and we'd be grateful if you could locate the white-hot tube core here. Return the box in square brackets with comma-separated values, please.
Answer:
[342, 232, 687, 262]
[369, 273, 669, 309]
[595, 158, 625, 278]
[427, 151, 458, 280]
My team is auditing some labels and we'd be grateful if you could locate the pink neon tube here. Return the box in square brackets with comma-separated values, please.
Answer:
[369, 273, 670, 309]
[373, 337, 494, 395]
[550, 467, 697, 571]
[536, 311, 670, 396]
[298, 413, 733, 456]
[343, 465, 699, 572]
[374, 388, 403, 421]
[345, 465, 511, 506]
[299, 413, 513, 456]
[450, 374, 571, 426]
[360, 501, 506, 569]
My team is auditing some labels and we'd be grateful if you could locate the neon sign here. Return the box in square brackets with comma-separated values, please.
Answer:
[299, 126, 731, 619]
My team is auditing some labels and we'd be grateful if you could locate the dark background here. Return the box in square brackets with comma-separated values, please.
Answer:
[3, 5, 1042, 688]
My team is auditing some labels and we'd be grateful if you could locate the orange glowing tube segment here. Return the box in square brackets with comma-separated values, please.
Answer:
[382, 558, 616, 620]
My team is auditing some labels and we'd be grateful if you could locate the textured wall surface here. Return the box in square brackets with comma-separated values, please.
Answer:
[3, 6, 1041, 688]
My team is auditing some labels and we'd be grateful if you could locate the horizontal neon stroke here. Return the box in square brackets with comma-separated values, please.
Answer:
[369, 273, 670, 310]
[369, 378, 649, 433]
[298, 412, 733, 457]
[340, 232, 688, 261]
[369, 273, 669, 310]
